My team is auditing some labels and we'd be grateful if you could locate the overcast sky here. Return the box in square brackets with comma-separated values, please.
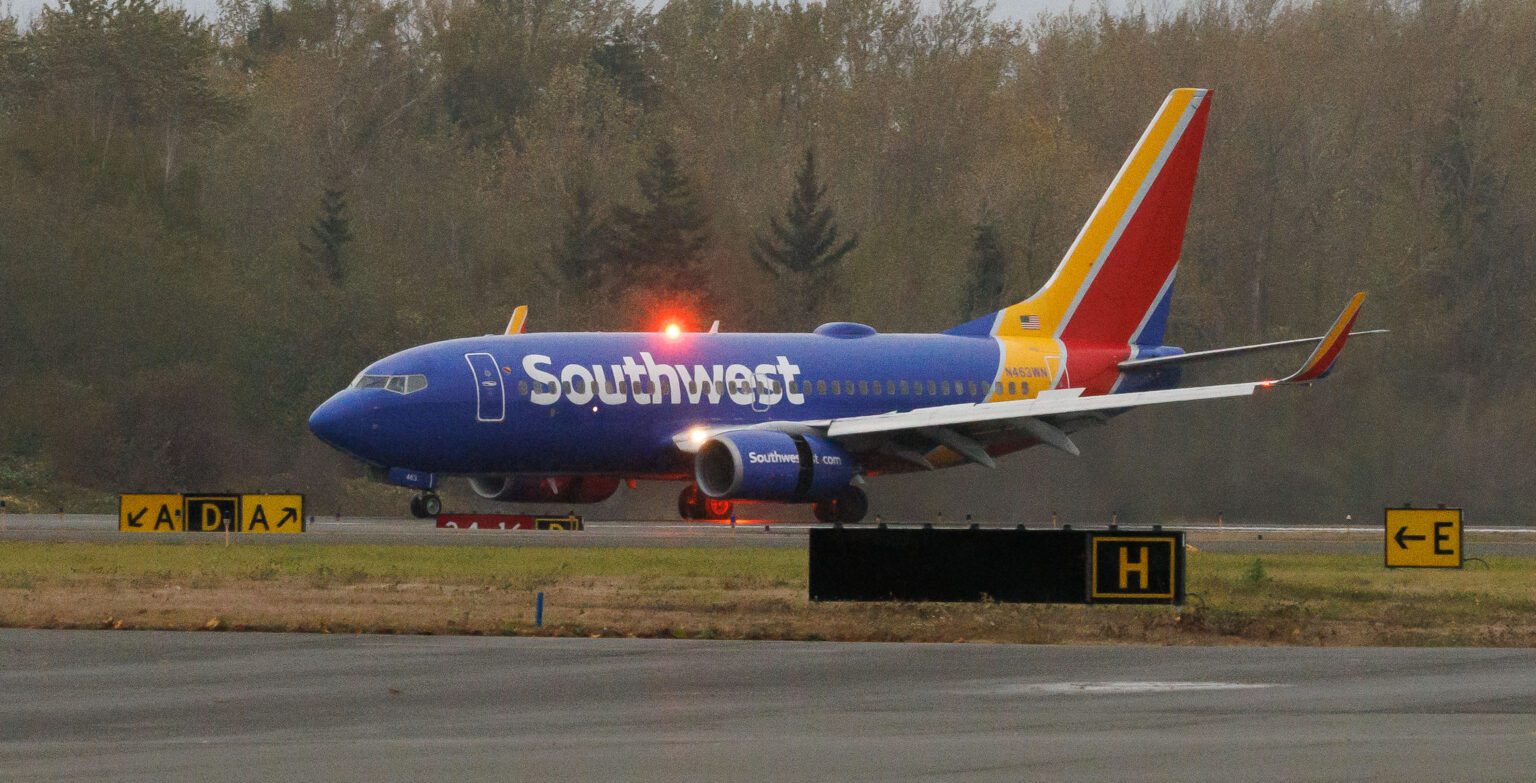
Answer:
[6, 0, 1131, 25]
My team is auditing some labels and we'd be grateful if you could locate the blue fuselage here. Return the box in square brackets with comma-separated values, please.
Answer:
[307, 329, 1180, 480]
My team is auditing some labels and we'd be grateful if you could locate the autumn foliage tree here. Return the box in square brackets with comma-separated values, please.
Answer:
[2, 0, 1535, 519]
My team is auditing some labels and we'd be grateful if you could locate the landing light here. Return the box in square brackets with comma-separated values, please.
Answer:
[688, 426, 708, 446]
[664, 323, 683, 339]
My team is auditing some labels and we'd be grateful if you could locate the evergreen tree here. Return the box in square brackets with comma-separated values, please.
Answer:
[605, 140, 711, 296]
[752, 147, 858, 276]
[591, 31, 654, 107]
[751, 147, 859, 322]
[961, 204, 1007, 319]
[302, 188, 352, 284]
[546, 185, 605, 322]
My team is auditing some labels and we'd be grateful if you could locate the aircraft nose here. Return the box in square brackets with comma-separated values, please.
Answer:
[308, 395, 355, 450]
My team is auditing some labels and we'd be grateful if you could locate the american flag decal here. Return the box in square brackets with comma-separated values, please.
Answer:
[1019, 314, 1041, 330]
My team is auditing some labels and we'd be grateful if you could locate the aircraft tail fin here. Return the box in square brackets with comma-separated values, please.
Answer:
[946, 88, 1212, 348]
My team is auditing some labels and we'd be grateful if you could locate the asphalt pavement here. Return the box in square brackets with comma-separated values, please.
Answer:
[1, 630, 1533, 782]
[5, 512, 1536, 554]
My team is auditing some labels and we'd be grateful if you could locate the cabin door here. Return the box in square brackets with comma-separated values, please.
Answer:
[464, 352, 505, 423]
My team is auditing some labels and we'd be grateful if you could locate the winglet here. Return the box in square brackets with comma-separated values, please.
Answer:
[1271, 292, 1366, 384]
[505, 305, 528, 335]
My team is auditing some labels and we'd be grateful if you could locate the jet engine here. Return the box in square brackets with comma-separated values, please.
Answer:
[695, 431, 857, 501]
[468, 475, 621, 504]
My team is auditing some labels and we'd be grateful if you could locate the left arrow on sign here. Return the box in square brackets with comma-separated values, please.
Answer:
[1394, 527, 1426, 549]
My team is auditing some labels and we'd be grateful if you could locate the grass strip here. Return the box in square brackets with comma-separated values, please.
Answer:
[1, 542, 1532, 646]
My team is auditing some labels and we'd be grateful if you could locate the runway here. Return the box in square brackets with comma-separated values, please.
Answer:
[1, 630, 1533, 782]
[5, 512, 1536, 554]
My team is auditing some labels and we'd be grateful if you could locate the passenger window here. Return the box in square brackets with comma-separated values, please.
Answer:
[969, 381, 979, 396]
[927, 380, 937, 396]
[885, 381, 894, 395]
[859, 381, 869, 395]
[1008, 381, 1017, 395]
[913, 381, 923, 396]
[817, 380, 827, 395]
[900, 380, 910, 395]
[517, 380, 529, 397]
[940, 381, 951, 396]
[871, 381, 882, 396]
[831, 381, 842, 395]
[994, 382, 1003, 395]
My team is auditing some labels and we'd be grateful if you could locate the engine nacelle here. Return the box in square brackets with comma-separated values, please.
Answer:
[695, 431, 856, 501]
[468, 475, 620, 504]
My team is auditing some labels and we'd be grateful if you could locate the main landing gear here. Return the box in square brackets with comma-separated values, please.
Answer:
[678, 484, 734, 521]
[409, 492, 442, 519]
[813, 485, 869, 524]
[677, 484, 869, 524]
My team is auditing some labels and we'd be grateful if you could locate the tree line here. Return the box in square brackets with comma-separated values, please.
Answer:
[1, 0, 1532, 520]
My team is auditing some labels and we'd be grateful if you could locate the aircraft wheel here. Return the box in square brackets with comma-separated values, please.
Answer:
[815, 486, 868, 524]
[837, 486, 868, 524]
[812, 501, 836, 524]
[409, 495, 427, 519]
[421, 493, 443, 517]
[677, 486, 699, 520]
[703, 496, 733, 521]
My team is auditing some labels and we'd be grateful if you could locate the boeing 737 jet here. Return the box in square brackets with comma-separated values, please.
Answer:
[309, 88, 1375, 522]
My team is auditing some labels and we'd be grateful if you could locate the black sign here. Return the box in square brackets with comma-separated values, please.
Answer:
[809, 527, 1184, 604]
[1088, 534, 1184, 604]
[184, 495, 239, 532]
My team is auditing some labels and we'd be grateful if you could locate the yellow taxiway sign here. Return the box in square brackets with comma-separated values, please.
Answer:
[1384, 507, 1462, 568]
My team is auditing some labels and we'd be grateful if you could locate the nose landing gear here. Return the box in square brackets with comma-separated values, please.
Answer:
[409, 493, 442, 519]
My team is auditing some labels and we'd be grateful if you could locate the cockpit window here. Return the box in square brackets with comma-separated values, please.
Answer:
[352, 373, 428, 395]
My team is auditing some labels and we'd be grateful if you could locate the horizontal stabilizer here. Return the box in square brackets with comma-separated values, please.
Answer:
[1119, 328, 1387, 371]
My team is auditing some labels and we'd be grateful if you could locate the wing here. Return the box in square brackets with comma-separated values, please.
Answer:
[674, 294, 1371, 469]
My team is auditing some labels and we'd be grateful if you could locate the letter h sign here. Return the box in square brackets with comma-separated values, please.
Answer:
[1090, 533, 1182, 604]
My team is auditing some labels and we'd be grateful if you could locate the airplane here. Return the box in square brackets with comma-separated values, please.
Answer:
[308, 87, 1379, 522]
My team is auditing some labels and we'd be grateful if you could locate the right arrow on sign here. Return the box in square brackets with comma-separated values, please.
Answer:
[1394, 527, 1425, 549]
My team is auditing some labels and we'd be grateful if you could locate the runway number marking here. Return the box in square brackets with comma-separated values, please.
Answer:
[1384, 507, 1462, 568]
